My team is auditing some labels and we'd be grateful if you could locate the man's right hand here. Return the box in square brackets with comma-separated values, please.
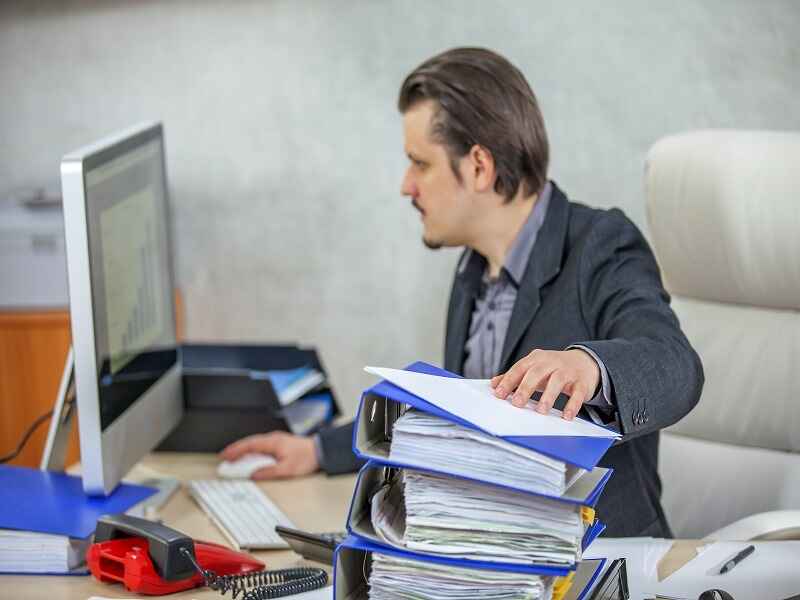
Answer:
[219, 431, 319, 480]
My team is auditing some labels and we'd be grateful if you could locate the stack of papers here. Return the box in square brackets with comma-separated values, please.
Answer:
[389, 411, 582, 497]
[368, 552, 551, 600]
[0, 530, 89, 574]
[371, 469, 585, 567]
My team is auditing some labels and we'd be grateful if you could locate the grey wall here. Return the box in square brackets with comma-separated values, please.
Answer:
[2, 1, 798, 415]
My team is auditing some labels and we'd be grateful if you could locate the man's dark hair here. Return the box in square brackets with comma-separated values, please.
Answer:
[398, 47, 549, 202]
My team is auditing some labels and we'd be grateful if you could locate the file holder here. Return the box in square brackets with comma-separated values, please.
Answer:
[333, 534, 568, 600]
[353, 363, 613, 505]
[156, 344, 339, 452]
[345, 462, 606, 572]
[333, 540, 610, 600]
[358, 362, 618, 471]
[333, 536, 609, 600]
[340, 362, 618, 600]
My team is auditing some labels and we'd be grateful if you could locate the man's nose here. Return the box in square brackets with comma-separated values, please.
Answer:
[401, 169, 417, 197]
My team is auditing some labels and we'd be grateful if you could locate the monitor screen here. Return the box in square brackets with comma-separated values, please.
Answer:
[83, 135, 177, 430]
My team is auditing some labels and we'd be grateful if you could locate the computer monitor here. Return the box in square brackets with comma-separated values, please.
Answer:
[59, 122, 183, 496]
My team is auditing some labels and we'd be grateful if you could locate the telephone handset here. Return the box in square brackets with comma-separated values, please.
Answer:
[89, 514, 328, 597]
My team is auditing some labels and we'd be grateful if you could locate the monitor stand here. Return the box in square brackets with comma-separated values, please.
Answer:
[39, 347, 180, 517]
[40, 347, 76, 472]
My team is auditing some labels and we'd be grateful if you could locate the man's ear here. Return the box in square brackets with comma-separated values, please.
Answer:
[465, 144, 496, 193]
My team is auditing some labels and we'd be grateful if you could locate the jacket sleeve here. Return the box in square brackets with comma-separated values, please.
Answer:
[316, 420, 365, 475]
[574, 210, 704, 440]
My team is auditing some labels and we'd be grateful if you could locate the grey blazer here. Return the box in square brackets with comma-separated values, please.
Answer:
[318, 182, 704, 537]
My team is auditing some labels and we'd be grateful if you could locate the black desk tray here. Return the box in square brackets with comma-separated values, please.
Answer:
[155, 343, 340, 453]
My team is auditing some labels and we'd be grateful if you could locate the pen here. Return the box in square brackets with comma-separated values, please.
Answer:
[718, 544, 755, 574]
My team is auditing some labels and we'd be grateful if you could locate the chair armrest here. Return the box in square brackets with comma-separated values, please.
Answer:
[704, 510, 800, 541]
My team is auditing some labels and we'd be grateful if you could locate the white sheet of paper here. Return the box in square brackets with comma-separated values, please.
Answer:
[365, 366, 618, 439]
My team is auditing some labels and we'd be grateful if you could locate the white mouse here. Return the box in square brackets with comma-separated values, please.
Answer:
[217, 453, 277, 479]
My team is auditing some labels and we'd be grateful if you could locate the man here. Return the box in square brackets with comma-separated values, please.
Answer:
[222, 48, 704, 537]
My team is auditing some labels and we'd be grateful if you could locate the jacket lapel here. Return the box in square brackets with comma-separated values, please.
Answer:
[498, 183, 570, 371]
[444, 250, 485, 373]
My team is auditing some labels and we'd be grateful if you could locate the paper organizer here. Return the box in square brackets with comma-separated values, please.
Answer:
[333, 361, 621, 600]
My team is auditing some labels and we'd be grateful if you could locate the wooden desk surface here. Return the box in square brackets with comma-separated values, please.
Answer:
[4, 452, 356, 600]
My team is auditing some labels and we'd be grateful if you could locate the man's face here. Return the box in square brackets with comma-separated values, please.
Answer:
[401, 101, 475, 249]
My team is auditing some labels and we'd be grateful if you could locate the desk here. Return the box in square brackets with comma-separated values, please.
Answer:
[0, 292, 184, 469]
[3, 453, 356, 600]
[5, 455, 799, 600]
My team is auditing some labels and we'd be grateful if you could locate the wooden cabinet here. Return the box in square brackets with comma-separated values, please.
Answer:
[0, 309, 79, 468]
[0, 292, 183, 468]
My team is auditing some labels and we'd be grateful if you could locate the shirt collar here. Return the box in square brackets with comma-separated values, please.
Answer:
[502, 181, 552, 285]
[457, 181, 552, 282]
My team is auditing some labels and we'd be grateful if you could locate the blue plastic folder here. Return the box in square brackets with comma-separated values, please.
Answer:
[356, 361, 617, 472]
[254, 366, 317, 394]
[337, 534, 570, 577]
[333, 536, 606, 600]
[346, 461, 607, 571]
[333, 536, 607, 600]
[353, 451, 612, 508]
[0, 465, 156, 539]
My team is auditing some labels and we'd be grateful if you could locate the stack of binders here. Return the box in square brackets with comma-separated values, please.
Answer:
[333, 362, 621, 600]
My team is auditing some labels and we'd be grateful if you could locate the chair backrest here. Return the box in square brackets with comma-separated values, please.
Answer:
[645, 130, 800, 538]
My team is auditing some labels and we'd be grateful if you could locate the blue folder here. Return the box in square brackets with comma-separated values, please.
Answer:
[336, 533, 571, 577]
[252, 365, 320, 395]
[0, 465, 156, 539]
[333, 536, 607, 600]
[354, 454, 612, 507]
[346, 462, 607, 572]
[355, 361, 617, 472]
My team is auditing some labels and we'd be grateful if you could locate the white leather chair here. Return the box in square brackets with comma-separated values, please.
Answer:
[644, 130, 800, 540]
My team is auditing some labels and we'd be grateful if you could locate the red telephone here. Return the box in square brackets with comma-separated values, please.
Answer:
[88, 514, 327, 597]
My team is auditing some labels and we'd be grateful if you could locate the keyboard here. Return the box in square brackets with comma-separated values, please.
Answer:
[187, 479, 296, 550]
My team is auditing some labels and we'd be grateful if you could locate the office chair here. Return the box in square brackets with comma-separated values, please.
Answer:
[644, 129, 800, 540]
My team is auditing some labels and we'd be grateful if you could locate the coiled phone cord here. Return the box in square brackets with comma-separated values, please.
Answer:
[180, 547, 329, 599]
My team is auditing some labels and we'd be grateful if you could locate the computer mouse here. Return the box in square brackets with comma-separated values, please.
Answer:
[216, 453, 277, 479]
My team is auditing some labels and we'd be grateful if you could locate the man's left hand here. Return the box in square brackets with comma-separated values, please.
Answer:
[490, 349, 600, 420]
